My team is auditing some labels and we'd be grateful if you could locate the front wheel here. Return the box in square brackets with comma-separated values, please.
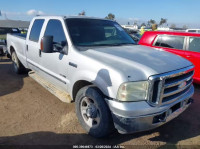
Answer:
[11, 51, 25, 74]
[75, 86, 114, 138]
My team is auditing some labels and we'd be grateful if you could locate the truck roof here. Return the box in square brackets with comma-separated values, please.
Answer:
[33, 15, 111, 21]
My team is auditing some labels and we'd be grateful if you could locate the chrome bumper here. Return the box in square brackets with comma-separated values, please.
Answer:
[106, 85, 194, 134]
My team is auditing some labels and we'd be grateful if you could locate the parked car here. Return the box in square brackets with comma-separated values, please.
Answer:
[7, 16, 194, 138]
[139, 31, 200, 84]
[0, 37, 6, 55]
[124, 28, 141, 42]
[186, 29, 200, 33]
[0, 27, 20, 57]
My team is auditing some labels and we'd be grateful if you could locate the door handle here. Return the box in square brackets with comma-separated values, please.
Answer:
[26, 45, 28, 51]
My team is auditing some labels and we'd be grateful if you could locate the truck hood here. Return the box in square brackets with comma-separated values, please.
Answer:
[82, 45, 192, 81]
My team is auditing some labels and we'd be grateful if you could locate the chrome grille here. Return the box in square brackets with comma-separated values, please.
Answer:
[148, 66, 194, 106]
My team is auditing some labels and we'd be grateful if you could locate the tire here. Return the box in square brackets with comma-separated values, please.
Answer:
[6, 52, 11, 59]
[75, 86, 114, 138]
[11, 51, 25, 74]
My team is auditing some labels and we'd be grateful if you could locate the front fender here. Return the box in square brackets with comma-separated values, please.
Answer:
[69, 69, 124, 99]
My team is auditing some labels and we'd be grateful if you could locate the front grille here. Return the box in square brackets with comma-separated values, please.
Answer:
[148, 66, 194, 106]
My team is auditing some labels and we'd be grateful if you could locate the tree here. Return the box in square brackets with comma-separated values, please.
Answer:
[170, 24, 176, 28]
[149, 19, 156, 25]
[141, 23, 146, 27]
[182, 25, 188, 29]
[159, 18, 167, 26]
[105, 13, 115, 20]
[78, 11, 86, 16]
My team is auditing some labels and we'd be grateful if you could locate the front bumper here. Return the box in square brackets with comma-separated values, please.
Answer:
[106, 85, 194, 134]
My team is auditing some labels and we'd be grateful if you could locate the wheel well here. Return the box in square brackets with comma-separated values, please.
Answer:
[72, 80, 92, 100]
[10, 46, 15, 55]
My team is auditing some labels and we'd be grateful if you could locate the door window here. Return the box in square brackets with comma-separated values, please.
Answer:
[154, 36, 162, 46]
[29, 19, 44, 42]
[189, 37, 200, 53]
[188, 30, 197, 33]
[155, 35, 185, 50]
[44, 20, 67, 45]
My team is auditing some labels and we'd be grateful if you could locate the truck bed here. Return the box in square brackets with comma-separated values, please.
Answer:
[7, 33, 27, 68]
[9, 33, 27, 39]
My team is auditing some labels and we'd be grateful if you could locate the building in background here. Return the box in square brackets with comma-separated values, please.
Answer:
[0, 20, 29, 29]
[121, 25, 138, 30]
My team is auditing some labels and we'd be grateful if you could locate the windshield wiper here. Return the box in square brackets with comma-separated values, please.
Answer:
[108, 43, 136, 46]
[77, 43, 136, 47]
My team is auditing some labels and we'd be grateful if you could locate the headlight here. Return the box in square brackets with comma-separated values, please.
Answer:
[117, 81, 149, 102]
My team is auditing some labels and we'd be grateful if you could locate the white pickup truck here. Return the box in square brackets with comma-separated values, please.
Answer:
[7, 16, 194, 138]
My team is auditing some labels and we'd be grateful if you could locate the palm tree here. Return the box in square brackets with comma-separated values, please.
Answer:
[159, 18, 167, 26]
[78, 11, 86, 16]
[149, 19, 156, 25]
[105, 13, 115, 20]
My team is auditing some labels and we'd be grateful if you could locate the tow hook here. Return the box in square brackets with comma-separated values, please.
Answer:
[158, 118, 166, 123]
[153, 112, 167, 123]
[159, 109, 172, 123]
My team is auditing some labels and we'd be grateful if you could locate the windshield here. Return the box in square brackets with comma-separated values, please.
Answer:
[65, 18, 136, 47]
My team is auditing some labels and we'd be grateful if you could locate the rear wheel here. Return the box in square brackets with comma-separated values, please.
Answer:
[75, 86, 114, 138]
[11, 51, 25, 74]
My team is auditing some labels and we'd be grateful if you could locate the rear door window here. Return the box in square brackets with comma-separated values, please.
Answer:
[154, 36, 162, 46]
[189, 37, 200, 53]
[188, 30, 196, 33]
[29, 19, 45, 42]
[155, 35, 185, 50]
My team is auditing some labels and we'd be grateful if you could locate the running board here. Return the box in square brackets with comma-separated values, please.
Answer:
[28, 71, 72, 103]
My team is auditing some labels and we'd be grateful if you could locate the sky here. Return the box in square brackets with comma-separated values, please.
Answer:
[0, 0, 200, 28]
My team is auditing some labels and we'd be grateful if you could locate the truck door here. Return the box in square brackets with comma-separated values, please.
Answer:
[26, 19, 45, 72]
[186, 37, 200, 81]
[39, 19, 69, 91]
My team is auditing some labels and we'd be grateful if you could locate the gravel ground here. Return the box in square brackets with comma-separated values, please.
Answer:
[0, 56, 199, 148]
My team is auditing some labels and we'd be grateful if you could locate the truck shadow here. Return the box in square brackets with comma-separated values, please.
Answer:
[150, 86, 200, 147]
[0, 56, 27, 97]
[0, 109, 199, 146]
[0, 85, 199, 146]
[0, 60, 199, 146]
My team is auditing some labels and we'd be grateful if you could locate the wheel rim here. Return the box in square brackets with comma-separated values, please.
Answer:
[80, 97, 101, 128]
[12, 53, 18, 70]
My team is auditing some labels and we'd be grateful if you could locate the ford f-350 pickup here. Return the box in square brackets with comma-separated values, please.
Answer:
[7, 16, 194, 138]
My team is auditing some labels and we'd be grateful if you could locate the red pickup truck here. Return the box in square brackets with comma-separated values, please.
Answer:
[139, 31, 200, 84]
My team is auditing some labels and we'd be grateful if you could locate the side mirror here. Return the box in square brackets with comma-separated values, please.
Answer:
[60, 41, 68, 55]
[61, 41, 67, 47]
[41, 36, 53, 53]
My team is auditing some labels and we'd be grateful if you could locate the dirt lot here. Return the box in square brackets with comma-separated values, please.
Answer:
[0, 56, 199, 147]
